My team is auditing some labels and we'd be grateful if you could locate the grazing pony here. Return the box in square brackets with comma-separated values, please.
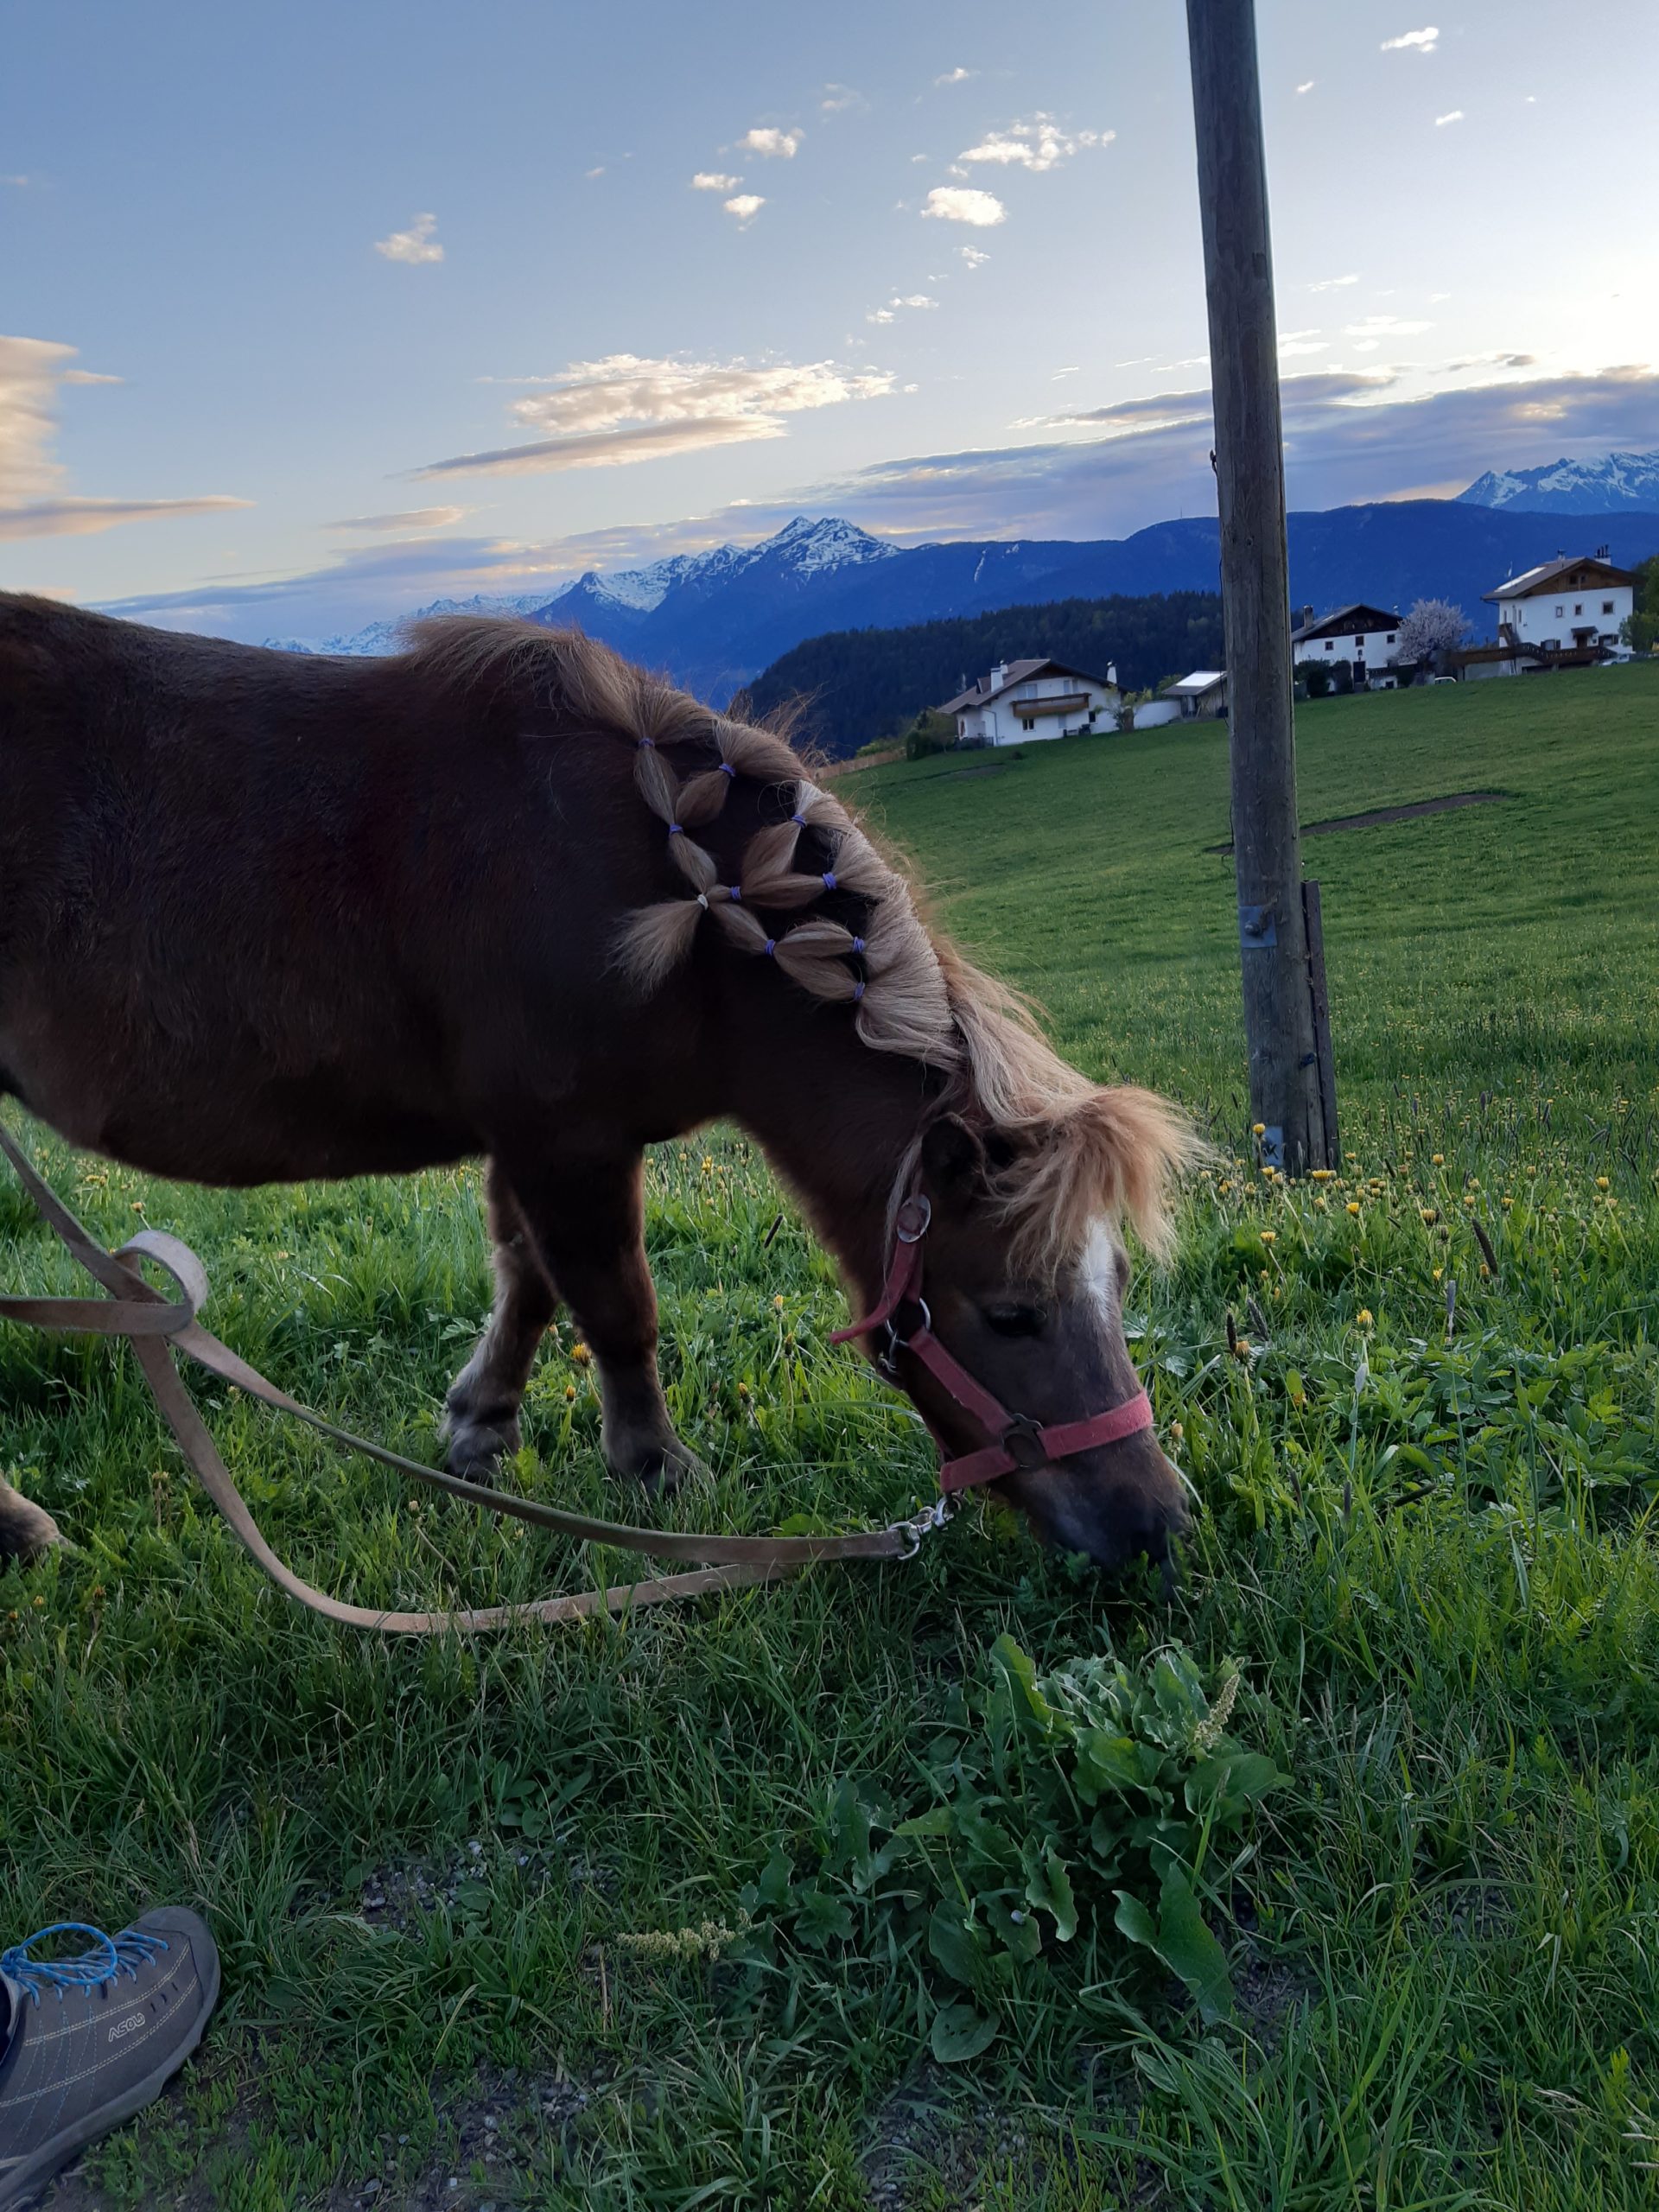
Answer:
[0, 595, 1199, 1576]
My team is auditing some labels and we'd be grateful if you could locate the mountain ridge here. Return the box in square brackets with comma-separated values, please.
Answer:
[266, 503, 1659, 706]
[1459, 450, 1659, 514]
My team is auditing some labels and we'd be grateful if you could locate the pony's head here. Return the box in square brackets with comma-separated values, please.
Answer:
[887, 1077, 1200, 1572]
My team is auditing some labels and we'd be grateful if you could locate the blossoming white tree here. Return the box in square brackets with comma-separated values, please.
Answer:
[1396, 599, 1471, 669]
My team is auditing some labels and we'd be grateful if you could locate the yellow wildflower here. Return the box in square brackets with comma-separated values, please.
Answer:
[1596, 1175, 1611, 1190]
[1258, 1230, 1277, 1244]
[1252, 1122, 1267, 1136]
[1346, 1201, 1361, 1216]
[570, 1341, 592, 1364]
[1356, 1308, 1374, 1327]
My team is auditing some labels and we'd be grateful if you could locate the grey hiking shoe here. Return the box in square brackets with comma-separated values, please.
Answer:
[0, 1910, 219, 2209]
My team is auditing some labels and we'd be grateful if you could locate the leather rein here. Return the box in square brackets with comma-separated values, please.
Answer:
[0, 1120, 1153, 1636]
[831, 1192, 1154, 1493]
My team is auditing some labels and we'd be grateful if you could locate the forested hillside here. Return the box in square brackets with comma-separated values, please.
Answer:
[744, 591, 1224, 754]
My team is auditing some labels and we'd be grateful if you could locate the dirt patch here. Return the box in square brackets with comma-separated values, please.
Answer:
[937, 764, 1010, 781]
[861, 2065, 1052, 2209]
[1206, 790, 1510, 854]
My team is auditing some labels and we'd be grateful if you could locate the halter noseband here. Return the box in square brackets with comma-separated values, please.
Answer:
[830, 1192, 1155, 1495]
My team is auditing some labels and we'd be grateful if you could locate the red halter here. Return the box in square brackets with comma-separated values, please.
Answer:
[830, 1192, 1155, 1495]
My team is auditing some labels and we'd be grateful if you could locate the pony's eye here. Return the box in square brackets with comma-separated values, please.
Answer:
[984, 1302, 1046, 1338]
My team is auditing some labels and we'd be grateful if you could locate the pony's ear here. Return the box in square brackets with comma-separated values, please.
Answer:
[919, 1114, 988, 1208]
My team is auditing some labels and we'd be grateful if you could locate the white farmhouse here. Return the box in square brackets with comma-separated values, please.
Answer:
[1290, 603, 1402, 683]
[1482, 550, 1634, 652]
[939, 657, 1121, 747]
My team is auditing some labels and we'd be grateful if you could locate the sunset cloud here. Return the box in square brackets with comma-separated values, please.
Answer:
[413, 353, 894, 479]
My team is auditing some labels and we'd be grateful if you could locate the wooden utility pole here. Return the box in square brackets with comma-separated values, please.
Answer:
[1186, 0, 1332, 1174]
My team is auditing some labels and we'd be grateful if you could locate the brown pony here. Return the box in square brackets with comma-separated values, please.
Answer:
[0, 594, 1200, 1577]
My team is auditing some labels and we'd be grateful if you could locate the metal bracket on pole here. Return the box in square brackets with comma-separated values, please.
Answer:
[1238, 903, 1277, 950]
[1257, 1125, 1286, 1170]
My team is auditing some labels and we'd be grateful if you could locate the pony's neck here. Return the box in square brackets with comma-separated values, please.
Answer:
[728, 1009, 946, 1311]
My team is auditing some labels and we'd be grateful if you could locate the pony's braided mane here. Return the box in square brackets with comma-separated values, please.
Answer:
[406, 616, 1202, 1267]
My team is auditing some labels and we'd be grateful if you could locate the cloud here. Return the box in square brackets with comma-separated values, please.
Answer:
[723, 194, 766, 224]
[373, 213, 443, 264]
[819, 84, 862, 113]
[325, 506, 469, 532]
[739, 127, 801, 159]
[413, 353, 896, 480]
[1434, 109, 1464, 125]
[2, 173, 32, 187]
[956, 115, 1112, 173]
[1445, 352, 1537, 372]
[1344, 315, 1433, 338]
[867, 293, 937, 325]
[1380, 24, 1439, 49]
[959, 245, 990, 267]
[585, 165, 606, 180]
[0, 333, 248, 538]
[922, 186, 1006, 226]
[691, 171, 741, 191]
[1308, 273, 1358, 291]
[0, 496, 251, 542]
[803, 365, 1659, 543]
[60, 368, 124, 385]
[935, 67, 976, 85]
[1295, 80, 1315, 93]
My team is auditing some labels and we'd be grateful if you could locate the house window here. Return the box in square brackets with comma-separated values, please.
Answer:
[1021, 717, 1034, 732]
[1386, 632, 1396, 644]
[1554, 603, 1564, 617]
[1573, 602, 1583, 616]
[1324, 639, 1334, 652]
[1603, 601, 1615, 614]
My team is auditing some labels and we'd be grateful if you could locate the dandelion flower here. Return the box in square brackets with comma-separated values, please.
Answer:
[564, 1383, 577, 1402]
[1420, 1207, 1439, 1224]
[1252, 1122, 1267, 1136]
[1432, 1153, 1445, 1166]
[1347, 1201, 1361, 1216]
[570, 1341, 592, 1364]
[1259, 1230, 1277, 1244]
[1596, 1175, 1611, 1190]
[1356, 1308, 1374, 1327]
[1432, 1266, 1444, 1282]
[773, 1294, 785, 1308]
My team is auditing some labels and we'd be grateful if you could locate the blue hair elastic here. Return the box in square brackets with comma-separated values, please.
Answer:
[851, 936, 865, 954]
[822, 871, 838, 892]
[764, 938, 777, 957]
[728, 885, 742, 902]
[852, 980, 866, 1002]
[719, 761, 737, 779]
[667, 823, 683, 836]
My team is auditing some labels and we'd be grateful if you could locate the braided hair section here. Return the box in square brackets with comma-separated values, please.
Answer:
[617, 715, 953, 1065]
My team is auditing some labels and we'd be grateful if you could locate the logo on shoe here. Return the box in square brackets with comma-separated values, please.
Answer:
[109, 2010, 147, 2043]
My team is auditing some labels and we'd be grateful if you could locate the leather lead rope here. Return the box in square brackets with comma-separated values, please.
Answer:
[0, 1118, 935, 1636]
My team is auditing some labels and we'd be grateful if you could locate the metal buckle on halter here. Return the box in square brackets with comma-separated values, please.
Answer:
[894, 1195, 931, 1243]
[880, 1295, 932, 1377]
[999, 1412, 1050, 1472]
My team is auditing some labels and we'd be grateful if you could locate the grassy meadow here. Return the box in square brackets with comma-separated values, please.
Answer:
[3, 663, 1659, 2209]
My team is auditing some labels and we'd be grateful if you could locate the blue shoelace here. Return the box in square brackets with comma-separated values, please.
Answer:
[0, 1923, 168, 2006]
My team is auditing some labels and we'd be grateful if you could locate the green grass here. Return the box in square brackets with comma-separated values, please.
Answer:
[3, 665, 1659, 2210]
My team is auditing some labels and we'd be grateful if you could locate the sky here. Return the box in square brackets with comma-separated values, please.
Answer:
[3, 0, 1656, 640]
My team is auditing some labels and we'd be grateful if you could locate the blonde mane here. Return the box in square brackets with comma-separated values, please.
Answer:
[408, 616, 1201, 1266]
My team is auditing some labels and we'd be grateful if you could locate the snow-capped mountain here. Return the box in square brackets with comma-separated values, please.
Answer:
[1459, 451, 1659, 515]
[264, 590, 556, 657]
[536, 516, 898, 624]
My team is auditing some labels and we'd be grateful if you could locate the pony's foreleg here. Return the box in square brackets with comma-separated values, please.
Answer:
[495, 1147, 704, 1494]
[443, 1160, 559, 1480]
[0, 1477, 62, 1566]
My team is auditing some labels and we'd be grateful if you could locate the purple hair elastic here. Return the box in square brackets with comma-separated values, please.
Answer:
[728, 884, 743, 901]
[764, 938, 777, 957]
[718, 761, 737, 779]
[852, 980, 866, 1002]
[791, 810, 807, 828]
[851, 936, 866, 955]
[637, 734, 656, 750]
[822, 871, 838, 892]
[667, 822, 683, 836]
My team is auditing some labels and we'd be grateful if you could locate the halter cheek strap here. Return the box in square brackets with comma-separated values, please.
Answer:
[830, 1193, 1156, 1494]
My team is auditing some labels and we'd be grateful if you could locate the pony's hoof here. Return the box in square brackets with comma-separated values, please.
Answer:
[442, 1417, 519, 1484]
[0, 1483, 63, 1567]
[608, 1433, 711, 1496]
